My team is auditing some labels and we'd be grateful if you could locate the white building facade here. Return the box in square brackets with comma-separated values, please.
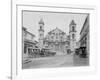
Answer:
[38, 19, 45, 49]
[22, 27, 36, 58]
[44, 27, 70, 55]
[69, 20, 77, 53]
[80, 15, 89, 57]
[38, 19, 77, 55]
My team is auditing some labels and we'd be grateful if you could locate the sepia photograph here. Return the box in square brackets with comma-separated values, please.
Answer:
[22, 10, 89, 69]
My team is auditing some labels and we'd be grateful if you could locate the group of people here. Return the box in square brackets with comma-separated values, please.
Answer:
[75, 47, 88, 58]
[27, 48, 56, 58]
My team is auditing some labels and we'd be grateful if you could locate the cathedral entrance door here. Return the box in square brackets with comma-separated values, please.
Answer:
[55, 44, 59, 52]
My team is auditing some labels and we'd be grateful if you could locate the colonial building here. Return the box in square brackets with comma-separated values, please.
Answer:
[38, 19, 76, 55]
[80, 15, 89, 57]
[44, 27, 70, 55]
[69, 20, 77, 53]
[22, 27, 37, 58]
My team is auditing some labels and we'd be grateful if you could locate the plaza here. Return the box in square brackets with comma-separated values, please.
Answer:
[22, 53, 89, 69]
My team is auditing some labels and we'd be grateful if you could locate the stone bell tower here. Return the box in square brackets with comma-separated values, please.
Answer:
[69, 20, 76, 53]
[38, 18, 44, 49]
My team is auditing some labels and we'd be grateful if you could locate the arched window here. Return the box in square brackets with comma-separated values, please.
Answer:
[56, 33, 58, 39]
[40, 26, 42, 29]
[72, 26, 75, 32]
[60, 36, 63, 41]
[72, 34, 75, 39]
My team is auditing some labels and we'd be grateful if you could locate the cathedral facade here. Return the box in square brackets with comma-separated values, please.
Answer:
[44, 27, 70, 55]
[38, 19, 76, 55]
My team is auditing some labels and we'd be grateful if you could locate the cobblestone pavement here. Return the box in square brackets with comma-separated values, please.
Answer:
[22, 54, 89, 69]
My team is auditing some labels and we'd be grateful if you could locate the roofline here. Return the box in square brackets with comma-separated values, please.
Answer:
[26, 31, 35, 37]
[80, 15, 89, 34]
[48, 27, 66, 34]
[23, 27, 35, 37]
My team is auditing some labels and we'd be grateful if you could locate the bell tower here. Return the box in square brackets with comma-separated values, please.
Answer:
[69, 20, 76, 53]
[38, 18, 44, 49]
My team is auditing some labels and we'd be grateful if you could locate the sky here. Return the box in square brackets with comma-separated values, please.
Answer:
[23, 11, 88, 41]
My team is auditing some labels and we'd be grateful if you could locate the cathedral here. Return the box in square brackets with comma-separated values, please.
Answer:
[38, 18, 76, 55]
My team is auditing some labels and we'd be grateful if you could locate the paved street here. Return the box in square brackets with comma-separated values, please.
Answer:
[73, 55, 89, 66]
[22, 54, 89, 69]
